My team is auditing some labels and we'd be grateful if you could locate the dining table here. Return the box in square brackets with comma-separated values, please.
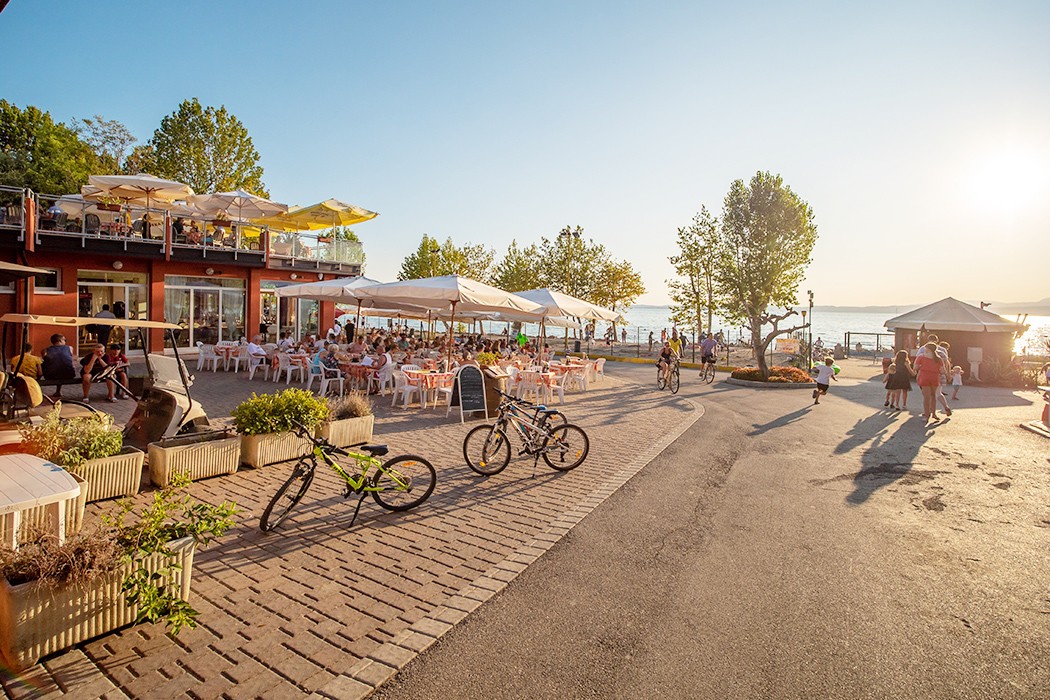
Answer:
[402, 369, 455, 409]
[338, 357, 379, 390]
[0, 454, 82, 549]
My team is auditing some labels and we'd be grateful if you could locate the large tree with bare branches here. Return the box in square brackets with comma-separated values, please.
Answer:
[716, 171, 817, 377]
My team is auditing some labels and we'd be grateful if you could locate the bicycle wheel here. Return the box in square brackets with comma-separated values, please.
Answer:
[542, 424, 590, 471]
[372, 455, 437, 511]
[704, 362, 716, 384]
[670, 365, 681, 394]
[260, 461, 315, 532]
[463, 424, 511, 475]
[657, 366, 666, 390]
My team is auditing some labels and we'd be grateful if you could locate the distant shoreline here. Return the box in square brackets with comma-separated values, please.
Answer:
[632, 302, 1050, 316]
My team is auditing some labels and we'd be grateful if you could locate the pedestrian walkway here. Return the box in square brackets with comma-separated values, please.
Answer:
[2, 373, 702, 699]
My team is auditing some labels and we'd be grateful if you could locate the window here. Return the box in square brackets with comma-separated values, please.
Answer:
[34, 268, 61, 292]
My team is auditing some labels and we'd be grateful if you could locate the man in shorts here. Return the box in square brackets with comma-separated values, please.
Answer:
[700, 333, 718, 369]
[813, 356, 838, 405]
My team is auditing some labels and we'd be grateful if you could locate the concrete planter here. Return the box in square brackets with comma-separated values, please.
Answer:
[148, 432, 240, 487]
[0, 473, 87, 542]
[725, 377, 815, 389]
[0, 537, 195, 671]
[240, 431, 313, 468]
[65, 447, 144, 503]
[318, 414, 374, 448]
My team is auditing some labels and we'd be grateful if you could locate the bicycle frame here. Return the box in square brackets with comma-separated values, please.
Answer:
[496, 401, 555, 452]
[310, 443, 409, 494]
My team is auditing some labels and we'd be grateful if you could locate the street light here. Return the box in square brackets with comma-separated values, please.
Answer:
[558, 228, 581, 350]
[807, 290, 814, 368]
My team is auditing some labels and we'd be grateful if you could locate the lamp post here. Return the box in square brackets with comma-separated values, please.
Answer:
[807, 290, 814, 368]
[558, 228, 580, 349]
[801, 309, 807, 364]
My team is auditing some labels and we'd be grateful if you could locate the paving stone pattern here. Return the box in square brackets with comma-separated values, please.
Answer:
[3, 367, 701, 699]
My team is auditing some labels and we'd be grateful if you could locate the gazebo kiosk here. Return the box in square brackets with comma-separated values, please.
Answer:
[884, 297, 1027, 380]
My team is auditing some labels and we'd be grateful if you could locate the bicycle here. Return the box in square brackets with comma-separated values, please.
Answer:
[259, 421, 437, 532]
[657, 354, 680, 394]
[462, 390, 588, 476]
[700, 355, 716, 384]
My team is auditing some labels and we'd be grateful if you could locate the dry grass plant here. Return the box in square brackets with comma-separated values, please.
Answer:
[328, 391, 373, 420]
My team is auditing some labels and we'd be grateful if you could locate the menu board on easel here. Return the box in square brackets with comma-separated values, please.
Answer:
[449, 366, 487, 423]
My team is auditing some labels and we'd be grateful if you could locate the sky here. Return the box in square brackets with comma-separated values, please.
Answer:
[3, 1, 1049, 307]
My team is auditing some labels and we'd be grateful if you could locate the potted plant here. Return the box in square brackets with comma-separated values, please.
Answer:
[19, 408, 144, 503]
[476, 352, 498, 368]
[148, 429, 241, 487]
[232, 388, 329, 468]
[0, 476, 236, 671]
[94, 196, 121, 212]
[319, 392, 374, 447]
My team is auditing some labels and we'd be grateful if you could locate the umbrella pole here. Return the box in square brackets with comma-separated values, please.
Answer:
[447, 302, 457, 368]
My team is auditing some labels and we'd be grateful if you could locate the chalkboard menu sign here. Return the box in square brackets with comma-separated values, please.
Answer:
[449, 366, 487, 422]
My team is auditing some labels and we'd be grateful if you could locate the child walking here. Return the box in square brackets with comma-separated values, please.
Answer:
[813, 356, 837, 405]
[884, 363, 896, 408]
[950, 365, 963, 400]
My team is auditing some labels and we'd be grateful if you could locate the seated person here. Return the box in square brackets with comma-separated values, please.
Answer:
[104, 344, 131, 399]
[10, 342, 42, 378]
[80, 343, 118, 403]
[41, 333, 77, 398]
[276, 332, 294, 352]
[246, 335, 267, 358]
[348, 334, 369, 357]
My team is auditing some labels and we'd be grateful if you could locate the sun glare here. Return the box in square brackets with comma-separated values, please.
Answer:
[964, 148, 1049, 216]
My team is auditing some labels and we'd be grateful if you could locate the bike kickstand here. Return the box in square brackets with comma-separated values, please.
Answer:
[348, 492, 367, 527]
[531, 452, 541, 479]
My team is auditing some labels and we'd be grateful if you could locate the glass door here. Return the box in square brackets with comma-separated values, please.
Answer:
[193, 289, 220, 346]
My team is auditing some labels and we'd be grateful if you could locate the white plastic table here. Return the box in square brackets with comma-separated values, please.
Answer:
[0, 454, 81, 549]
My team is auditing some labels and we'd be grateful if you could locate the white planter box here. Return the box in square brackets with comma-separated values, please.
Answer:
[0, 537, 195, 671]
[148, 433, 241, 487]
[66, 447, 144, 503]
[0, 473, 87, 542]
[239, 431, 313, 468]
[319, 415, 374, 448]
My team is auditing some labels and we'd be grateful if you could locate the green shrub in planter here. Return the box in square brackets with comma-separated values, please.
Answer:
[19, 408, 123, 468]
[232, 388, 329, 435]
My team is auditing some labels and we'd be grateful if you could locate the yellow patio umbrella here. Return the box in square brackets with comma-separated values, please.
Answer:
[252, 198, 378, 232]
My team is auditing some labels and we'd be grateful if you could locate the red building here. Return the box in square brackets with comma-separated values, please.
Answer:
[0, 187, 364, 354]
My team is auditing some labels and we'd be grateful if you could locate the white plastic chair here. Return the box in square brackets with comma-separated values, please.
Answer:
[390, 370, 422, 409]
[247, 353, 270, 381]
[549, 371, 567, 405]
[516, 370, 550, 404]
[593, 357, 606, 382]
[274, 353, 304, 384]
[228, 345, 250, 373]
[565, 365, 589, 392]
[196, 343, 220, 372]
[368, 363, 395, 396]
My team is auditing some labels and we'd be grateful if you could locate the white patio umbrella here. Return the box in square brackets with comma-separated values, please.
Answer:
[517, 288, 624, 322]
[277, 276, 385, 335]
[356, 275, 545, 363]
[188, 189, 288, 222]
[84, 173, 194, 212]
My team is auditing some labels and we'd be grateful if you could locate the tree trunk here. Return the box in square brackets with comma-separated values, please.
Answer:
[752, 321, 770, 378]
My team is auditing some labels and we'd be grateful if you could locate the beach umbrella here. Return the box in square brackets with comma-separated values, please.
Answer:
[276, 276, 385, 335]
[188, 189, 288, 222]
[253, 198, 378, 232]
[517, 288, 623, 322]
[84, 173, 194, 212]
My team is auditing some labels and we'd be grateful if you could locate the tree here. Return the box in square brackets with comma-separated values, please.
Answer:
[492, 239, 542, 292]
[591, 258, 645, 334]
[148, 98, 267, 195]
[715, 171, 817, 378]
[0, 100, 98, 195]
[397, 235, 494, 280]
[74, 115, 136, 173]
[668, 206, 728, 335]
[538, 226, 609, 302]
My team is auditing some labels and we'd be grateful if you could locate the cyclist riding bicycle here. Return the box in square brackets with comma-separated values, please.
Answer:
[657, 341, 678, 382]
[700, 333, 718, 365]
[668, 332, 683, 358]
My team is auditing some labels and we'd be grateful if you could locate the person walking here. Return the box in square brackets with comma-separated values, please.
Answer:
[914, 341, 943, 420]
[647, 331, 654, 353]
[886, 350, 914, 411]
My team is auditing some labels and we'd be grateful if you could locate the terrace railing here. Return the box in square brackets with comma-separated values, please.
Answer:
[0, 186, 27, 237]
[269, 232, 364, 267]
[34, 192, 165, 250]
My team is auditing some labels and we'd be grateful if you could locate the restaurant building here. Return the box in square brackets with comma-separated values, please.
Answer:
[0, 187, 364, 354]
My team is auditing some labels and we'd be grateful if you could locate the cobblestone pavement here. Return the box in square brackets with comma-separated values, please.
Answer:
[2, 365, 701, 699]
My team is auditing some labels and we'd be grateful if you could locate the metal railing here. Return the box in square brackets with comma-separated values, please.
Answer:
[0, 186, 26, 236]
[268, 232, 364, 266]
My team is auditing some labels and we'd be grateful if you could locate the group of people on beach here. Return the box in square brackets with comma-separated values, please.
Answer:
[882, 334, 962, 421]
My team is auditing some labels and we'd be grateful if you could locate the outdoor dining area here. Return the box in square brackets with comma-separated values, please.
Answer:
[191, 275, 622, 413]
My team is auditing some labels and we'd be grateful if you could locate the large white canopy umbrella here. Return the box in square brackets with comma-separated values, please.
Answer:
[275, 276, 381, 302]
[356, 275, 545, 362]
[517, 288, 624, 323]
[84, 173, 194, 212]
[188, 189, 288, 222]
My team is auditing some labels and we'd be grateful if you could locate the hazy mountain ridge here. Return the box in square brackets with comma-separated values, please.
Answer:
[634, 299, 1050, 316]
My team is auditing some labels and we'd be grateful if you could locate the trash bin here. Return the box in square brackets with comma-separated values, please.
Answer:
[573, 340, 581, 353]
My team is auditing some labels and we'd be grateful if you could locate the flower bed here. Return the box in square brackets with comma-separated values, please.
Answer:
[730, 366, 814, 383]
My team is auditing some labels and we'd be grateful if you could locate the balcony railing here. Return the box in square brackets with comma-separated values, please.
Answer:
[0, 186, 27, 236]
[268, 233, 364, 267]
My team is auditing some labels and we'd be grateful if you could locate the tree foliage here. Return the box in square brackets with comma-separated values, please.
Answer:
[492, 239, 542, 292]
[74, 115, 136, 174]
[668, 206, 728, 334]
[147, 99, 267, 196]
[538, 226, 608, 301]
[0, 101, 98, 195]
[715, 171, 817, 377]
[592, 258, 645, 329]
[397, 235, 494, 280]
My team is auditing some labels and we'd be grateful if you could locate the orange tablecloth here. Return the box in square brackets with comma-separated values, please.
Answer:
[272, 353, 310, 370]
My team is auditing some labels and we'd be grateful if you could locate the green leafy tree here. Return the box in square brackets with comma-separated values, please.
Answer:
[538, 226, 609, 302]
[492, 239, 542, 291]
[74, 115, 136, 173]
[122, 144, 156, 175]
[668, 206, 729, 335]
[715, 171, 817, 377]
[398, 235, 494, 280]
[0, 101, 97, 195]
[148, 98, 267, 195]
[398, 235, 442, 279]
[592, 258, 645, 334]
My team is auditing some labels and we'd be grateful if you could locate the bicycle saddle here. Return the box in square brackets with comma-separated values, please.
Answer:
[361, 444, 388, 457]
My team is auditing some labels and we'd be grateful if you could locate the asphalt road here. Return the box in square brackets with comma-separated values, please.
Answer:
[374, 360, 1050, 699]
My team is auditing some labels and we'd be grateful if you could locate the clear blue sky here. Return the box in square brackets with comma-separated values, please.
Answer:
[3, 1, 1049, 306]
